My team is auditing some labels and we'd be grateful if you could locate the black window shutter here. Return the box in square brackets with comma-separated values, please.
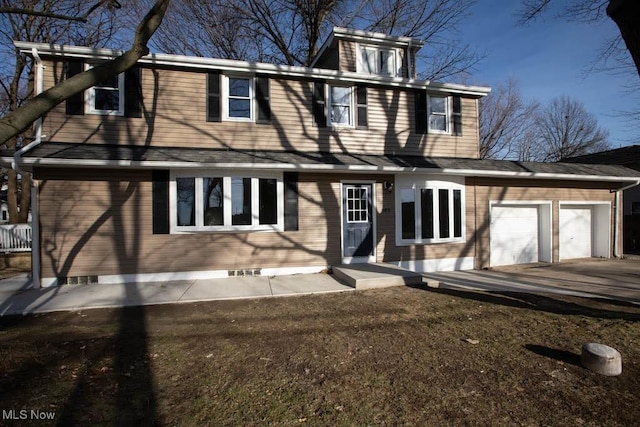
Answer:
[256, 76, 271, 123]
[152, 170, 170, 234]
[452, 95, 463, 136]
[207, 72, 221, 122]
[312, 81, 326, 127]
[356, 85, 368, 129]
[283, 172, 299, 231]
[125, 66, 142, 118]
[414, 89, 427, 134]
[66, 60, 84, 115]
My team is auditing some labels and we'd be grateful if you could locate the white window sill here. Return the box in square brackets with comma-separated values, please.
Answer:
[223, 116, 254, 123]
[87, 110, 124, 116]
[396, 237, 465, 247]
[172, 225, 284, 234]
[427, 129, 450, 135]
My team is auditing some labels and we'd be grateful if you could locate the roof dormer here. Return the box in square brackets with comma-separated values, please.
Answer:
[311, 27, 424, 79]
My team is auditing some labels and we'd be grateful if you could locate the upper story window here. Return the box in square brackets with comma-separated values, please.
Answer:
[86, 64, 125, 116]
[313, 81, 368, 129]
[357, 44, 398, 77]
[224, 75, 253, 121]
[207, 73, 271, 123]
[330, 85, 352, 126]
[428, 95, 448, 133]
[171, 170, 283, 233]
[65, 60, 141, 118]
[414, 91, 463, 136]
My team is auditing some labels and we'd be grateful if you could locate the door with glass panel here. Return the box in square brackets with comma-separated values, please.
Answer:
[342, 184, 374, 259]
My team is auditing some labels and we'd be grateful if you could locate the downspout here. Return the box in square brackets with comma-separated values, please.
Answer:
[13, 47, 45, 171]
[14, 47, 46, 288]
[613, 180, 640, 258]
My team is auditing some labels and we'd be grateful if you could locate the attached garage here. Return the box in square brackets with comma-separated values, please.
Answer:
[559, 203, 611, 260]
[490, 203, 552, 267]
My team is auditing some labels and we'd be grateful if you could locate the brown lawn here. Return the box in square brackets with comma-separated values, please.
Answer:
[0, 285, 639, 426]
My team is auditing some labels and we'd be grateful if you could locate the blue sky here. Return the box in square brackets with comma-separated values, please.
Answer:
[460, 0, 638, 148]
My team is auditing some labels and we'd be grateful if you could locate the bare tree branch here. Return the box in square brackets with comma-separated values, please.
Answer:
[519, 95, 609, 162]
[479, 77, 539, 159]
[0, 1, 119, 23]
[0, 0, 171, 145]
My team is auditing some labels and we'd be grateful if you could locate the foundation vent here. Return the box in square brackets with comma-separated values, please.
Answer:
[228, 269, 262, 277]
[59, 275, 99, 285]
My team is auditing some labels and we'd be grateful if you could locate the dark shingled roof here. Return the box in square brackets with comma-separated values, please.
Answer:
[19, 142, 640, 179]
[563, 145, 640, 168]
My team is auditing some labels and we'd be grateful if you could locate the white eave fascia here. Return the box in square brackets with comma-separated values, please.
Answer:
[14, 41, 490, 97]
[17, 157, 640, 184]
[332, 27, 424, 48]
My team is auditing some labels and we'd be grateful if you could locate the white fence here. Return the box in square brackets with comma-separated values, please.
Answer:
[0, 224, 32, 252]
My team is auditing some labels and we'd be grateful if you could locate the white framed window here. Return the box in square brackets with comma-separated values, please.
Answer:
[396, 175, 465, 245]
[86, 64, 125, 116]
[357, 44, 399, 77]
[428, 95, 449, 134]
[223, 75, 254, 121]
[329, 85, 353, 126]
[171, 170, 283, 233]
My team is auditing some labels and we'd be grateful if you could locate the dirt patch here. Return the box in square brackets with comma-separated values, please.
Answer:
[0, 286, 638, 425]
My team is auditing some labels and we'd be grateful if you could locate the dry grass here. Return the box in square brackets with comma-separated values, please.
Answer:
[1, 285, 639, 425]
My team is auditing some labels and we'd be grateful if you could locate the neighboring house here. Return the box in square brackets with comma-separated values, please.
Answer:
[3, 27, 640, 288]
[564, 146, 640, 253]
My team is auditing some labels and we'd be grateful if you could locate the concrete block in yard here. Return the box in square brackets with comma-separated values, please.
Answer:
[581, 343, 622, 376]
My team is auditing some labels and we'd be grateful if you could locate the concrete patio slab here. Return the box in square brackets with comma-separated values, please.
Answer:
[269, 273, 352, 296]
[0, 273, 34, 292]
[180, 276, 272, 301]
[424, 259, 640, 303]
[333, 263, 424, 289]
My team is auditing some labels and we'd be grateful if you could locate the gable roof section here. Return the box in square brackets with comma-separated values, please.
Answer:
[562, 145, 640, 167]
[14, 41, 490, 98]
[16, 142, 640, 184]
[309, 27, 425, 68]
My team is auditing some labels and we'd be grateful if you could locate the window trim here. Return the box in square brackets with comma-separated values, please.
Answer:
[356, 43, 399, 77]
[328, 84, 354, 127]
[427, 94, 451, 134]
[395, 175, 465, 246]
[169, 170, 284, 233]
[222, 74, 255, 122]
[85, 64, 125, 116]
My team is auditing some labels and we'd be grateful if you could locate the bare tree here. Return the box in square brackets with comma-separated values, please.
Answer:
[479, 77, 539, 159]
[140, 0, 480, 80]
[520, 95, 609, 162]
[518, 0, 640, 76]
[0, 0, 170, 224]
[0, 0, 125, 223]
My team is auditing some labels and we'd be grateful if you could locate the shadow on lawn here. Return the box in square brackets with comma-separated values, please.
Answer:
[420, 286, 640, 322]
[524, 344, 582, 367]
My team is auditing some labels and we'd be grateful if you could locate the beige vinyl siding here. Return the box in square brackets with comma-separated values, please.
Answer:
[42, 60, 479, 158]
[36, 168, 393, 279]
[339, 40, 357, 72]
[470, 177, 616, 269]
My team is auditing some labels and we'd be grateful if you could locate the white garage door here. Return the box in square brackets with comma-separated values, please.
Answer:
[560, 206, 592, 260]
[490, 205, 539, 266]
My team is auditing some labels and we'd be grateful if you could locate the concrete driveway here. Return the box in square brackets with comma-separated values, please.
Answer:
[423, 258, 640, 303]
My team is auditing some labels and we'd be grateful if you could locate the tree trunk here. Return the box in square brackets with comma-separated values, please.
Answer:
[608, 0, 640, 76]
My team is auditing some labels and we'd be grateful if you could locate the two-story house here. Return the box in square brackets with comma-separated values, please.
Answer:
[6, 27, 640, 287]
